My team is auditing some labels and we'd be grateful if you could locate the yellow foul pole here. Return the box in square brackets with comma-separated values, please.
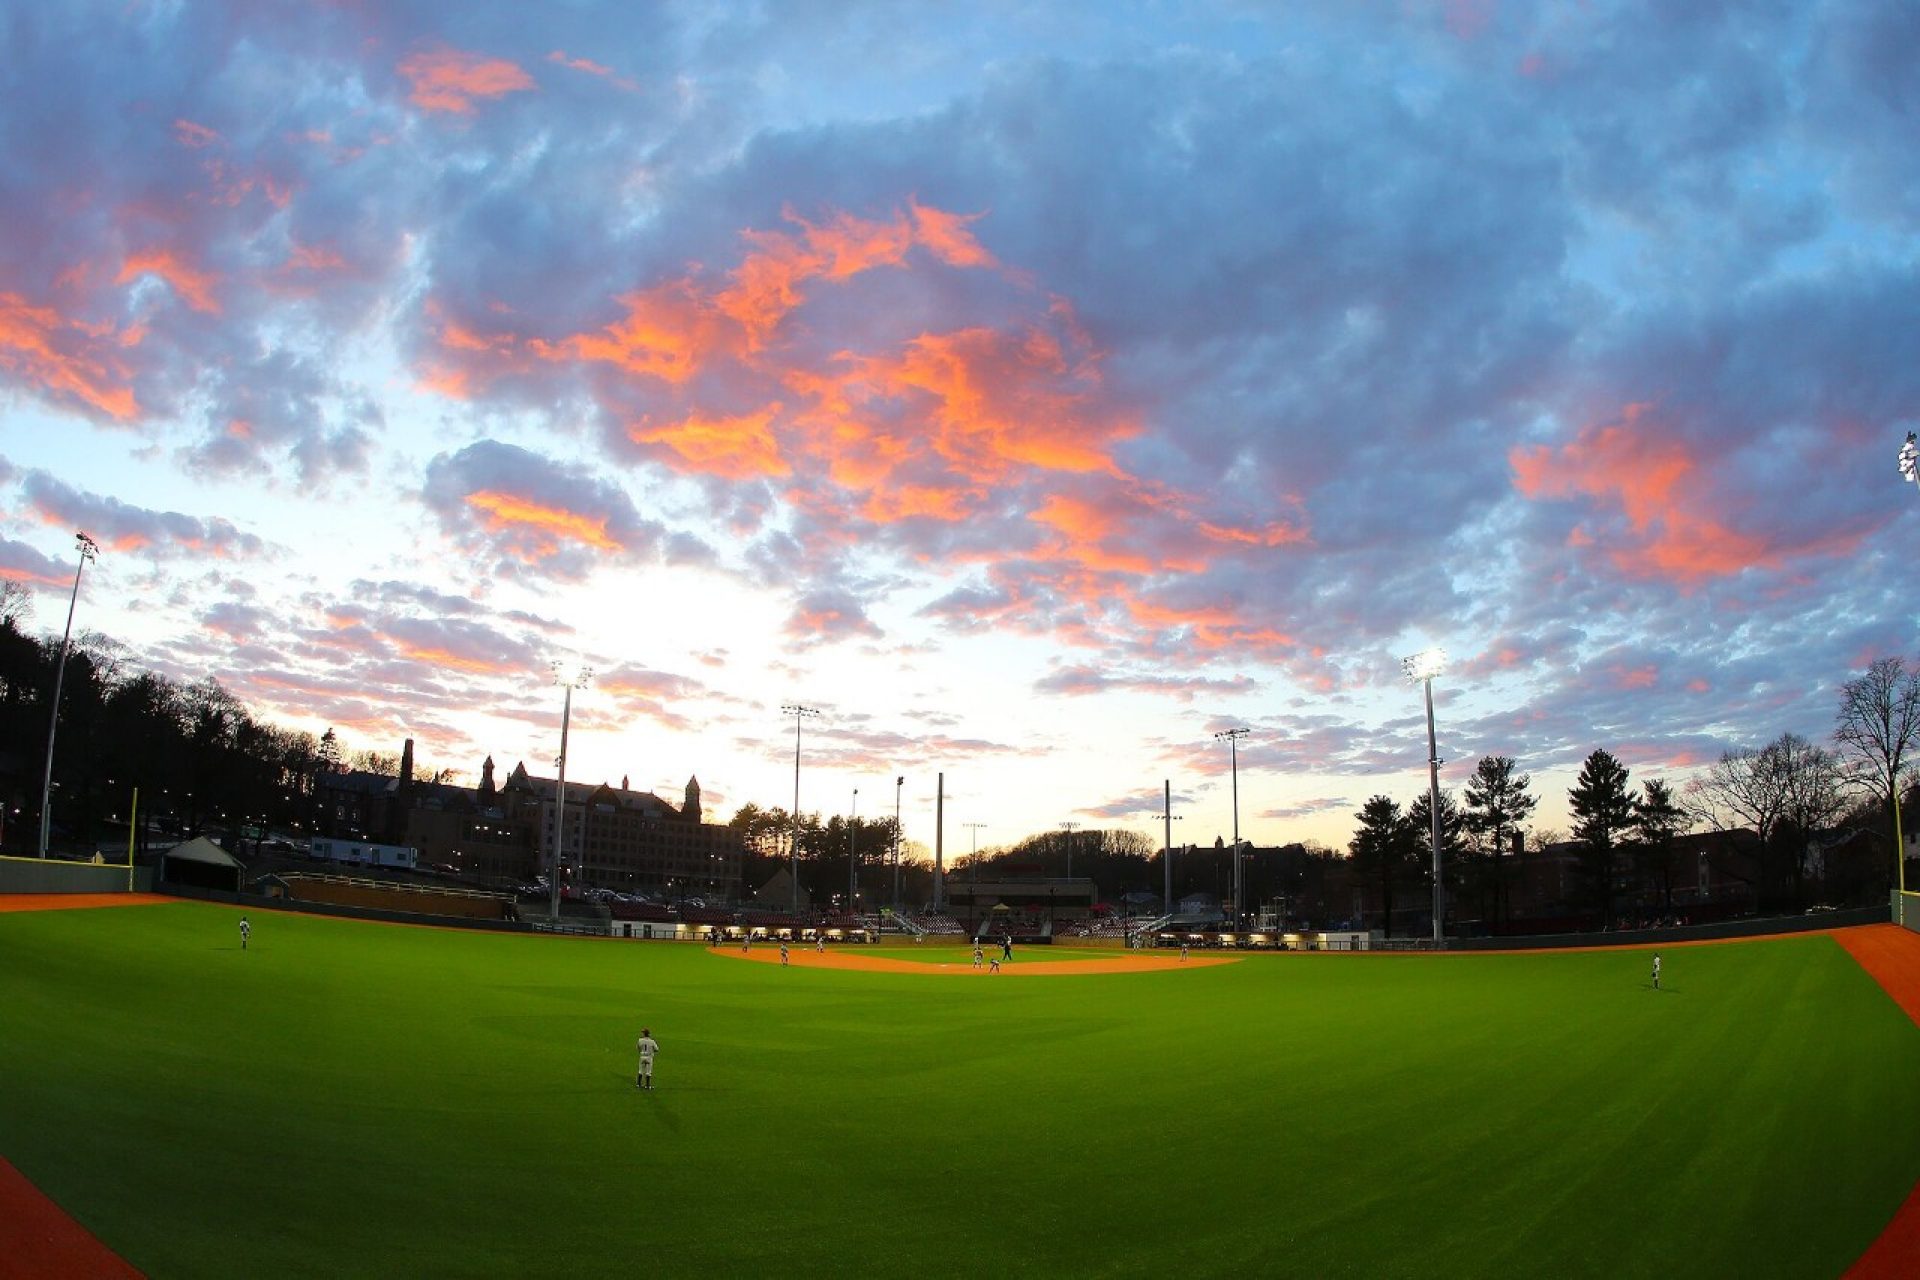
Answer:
[127, 786, 138, 893]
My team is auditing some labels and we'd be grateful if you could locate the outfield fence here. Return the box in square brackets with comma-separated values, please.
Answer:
[0, 853, 153, 894]
[1896, 890, 1920, 935]
[1457, 904, 1888, 950]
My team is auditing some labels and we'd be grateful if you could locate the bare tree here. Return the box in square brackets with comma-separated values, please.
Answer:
[1833, 656, 1920, 889]
[1687, 745, 1791, 848]
[0, 578, 32, 629]
[1689, 733, 1846, 908]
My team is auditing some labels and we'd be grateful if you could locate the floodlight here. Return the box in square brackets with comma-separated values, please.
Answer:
[1900, 433, 1919, 487]
[1401, 648, 1446, 682]
[550, 659, 593, 688]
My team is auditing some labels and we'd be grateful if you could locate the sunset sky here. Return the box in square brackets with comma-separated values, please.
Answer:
[2, 2, 1917, 860]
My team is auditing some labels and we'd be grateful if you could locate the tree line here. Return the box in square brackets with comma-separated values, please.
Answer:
[0, 582, 431, 855]
[1348, 655, 1920, 931]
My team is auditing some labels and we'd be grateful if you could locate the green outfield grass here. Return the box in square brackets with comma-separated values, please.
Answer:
[2, 902, 1917, 1278]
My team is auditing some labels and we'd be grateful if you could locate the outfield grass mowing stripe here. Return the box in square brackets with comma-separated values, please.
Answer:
[4, 903, 1918, 1277]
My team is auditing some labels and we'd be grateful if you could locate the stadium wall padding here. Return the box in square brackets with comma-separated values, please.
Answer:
[1456, 904, 1887, 950]
[0, 857, 153, 893]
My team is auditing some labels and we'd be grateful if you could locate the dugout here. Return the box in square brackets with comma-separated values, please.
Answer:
[161, 836, 245, 892]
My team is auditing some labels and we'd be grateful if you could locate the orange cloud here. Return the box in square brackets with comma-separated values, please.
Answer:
[839, 327, 1137, 481]
[717, 208, 915, 348]
[398, 47, 535, 115]
[116, 248, 220, 313]
[0, 292, 139, 420]
[530, 281, 719, 383]
[1510, 405, 1821, 585]
[909, 199, 996, 268]
[629, 406, 790, 480]
[465, 491, 621, 552]
[393, 643, 512, 675]
[857, 484, 976, 523]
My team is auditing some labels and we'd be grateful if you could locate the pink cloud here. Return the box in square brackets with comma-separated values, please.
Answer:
[398, 47, 535, 115]
[116, 247, 221, 314]
[1510, 403, 1864, 587]
[0, 291, 140, 420]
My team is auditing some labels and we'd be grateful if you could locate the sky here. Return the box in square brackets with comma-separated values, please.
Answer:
[2, 1, 1917, 860]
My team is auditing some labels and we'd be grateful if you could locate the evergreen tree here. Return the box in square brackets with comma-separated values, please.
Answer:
[1462, 755, 1537, 926]
[1631, 778, 1687, 915]
[1349, 795, 1416, 936]
[1569, 749, 1635, 926]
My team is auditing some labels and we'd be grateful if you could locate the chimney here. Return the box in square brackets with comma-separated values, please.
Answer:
[399, 739, 415, 789]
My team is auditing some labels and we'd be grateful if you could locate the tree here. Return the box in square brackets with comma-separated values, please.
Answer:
[1462, 755, 1537, 926]
[1775, 733, 1851, 905]
[1833, 656, 1920, 892]
[1407, 787, 1468, 923]
[1349, 795, 1417, 936]
[1630, 778, 1688, 915]
[1568, 749, 1635, 926]
[1687, 733, 1845, 910]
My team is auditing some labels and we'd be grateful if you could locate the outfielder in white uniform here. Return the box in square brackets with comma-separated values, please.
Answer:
[636, 1028, 659, 1090]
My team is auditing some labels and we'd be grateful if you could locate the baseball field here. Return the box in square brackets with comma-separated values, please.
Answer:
[3, 898, 1918, 1277]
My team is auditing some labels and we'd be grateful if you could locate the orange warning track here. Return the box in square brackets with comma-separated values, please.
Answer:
[0, 893, 171, 913]
[716, 946, 1239, 975]
[1837, 925, 1920, 1279]
[0, 1158, 140, 1280]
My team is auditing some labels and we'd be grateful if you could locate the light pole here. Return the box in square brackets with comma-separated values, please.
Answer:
[1402, 648, 1447, 946]
[549, 660, 593, 920]
[1158, 783, 1183, 914]
[38, 532, 98, 858]
[963, 822, 987, 882]
[1058, 820, 1079, 879]
[1897, 436, 1920, 913]
[848, 786, 859, 914]
[892, 775, 904, 909]
[782, 704, 820, 914]
[1214, 728, 1249, 922]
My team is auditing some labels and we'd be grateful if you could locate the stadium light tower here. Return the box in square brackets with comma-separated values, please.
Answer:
[549, 660, 593, 920]
[892, 775, 904, 909]
[1159, 783, 1183, 914]
[1214, 728, 1249, 921]
[1058, 820, 1079, 879]
[783, 704, 820, 913]
[848, 787, 859, 912]
[964, 821, 987, 883]
[38, 532, 99, 858]
[1402, 648, 1447, 946]
[1898, 434, 1920, 907]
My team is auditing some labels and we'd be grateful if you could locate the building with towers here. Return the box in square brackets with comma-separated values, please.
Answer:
[316, 744, 743, 898]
